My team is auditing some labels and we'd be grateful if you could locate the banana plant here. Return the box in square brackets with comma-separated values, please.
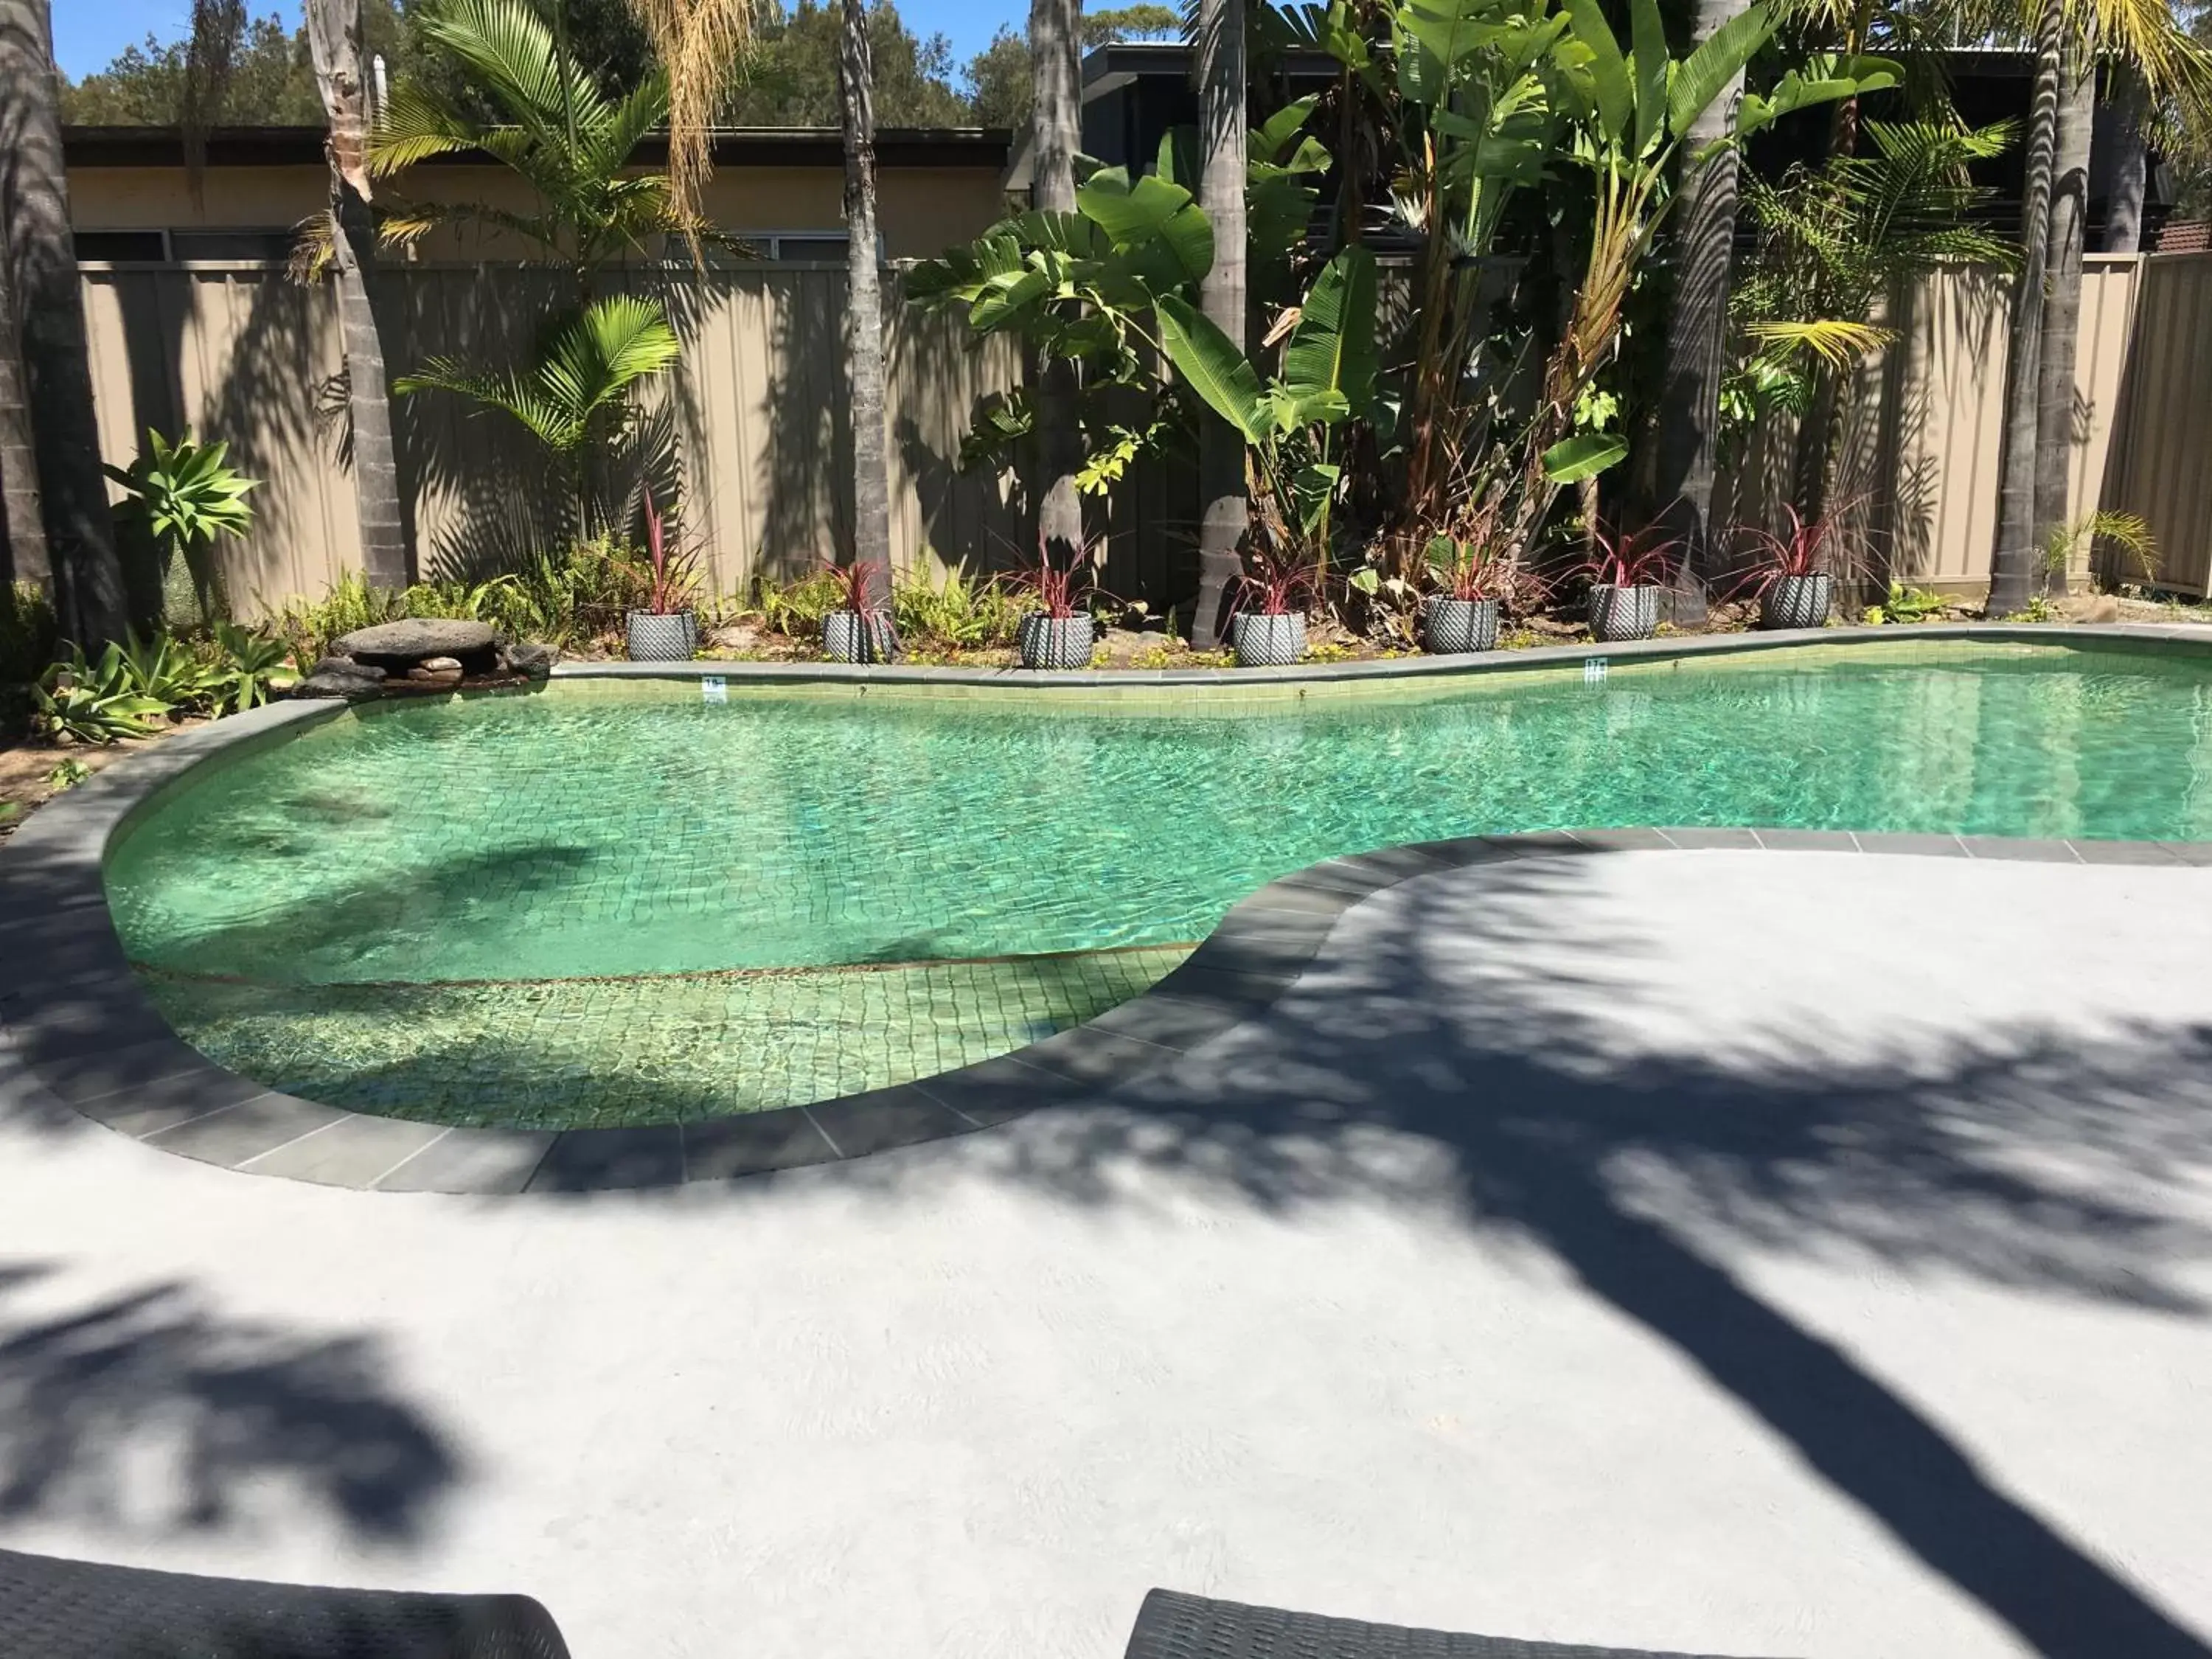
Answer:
[911, 141, 1218, 498]
[1484, 0, 1898, 554]
[1388, 0, 1568, 535]
[913, 105, 1337, 501]
[1155, 245, 1380, 588]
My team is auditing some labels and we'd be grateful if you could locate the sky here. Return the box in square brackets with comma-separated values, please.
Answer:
[54, 0, 1029, 81]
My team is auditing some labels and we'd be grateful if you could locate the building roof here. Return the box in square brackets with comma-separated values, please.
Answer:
[62, 125, 1014, 170]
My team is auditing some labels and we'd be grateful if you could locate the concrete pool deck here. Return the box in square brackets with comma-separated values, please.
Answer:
[5, 847, 2212, 1657]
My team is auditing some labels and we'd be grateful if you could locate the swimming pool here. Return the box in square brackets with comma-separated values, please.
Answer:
[104, 639, 2212, 1127]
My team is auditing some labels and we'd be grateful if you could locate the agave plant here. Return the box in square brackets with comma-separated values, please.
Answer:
[211, 621, 302, 713]
[104, 428, 260, 627]
[397, 295, 682, 537]
[119, 628, 226, 713]
[35, 644, 176, 745]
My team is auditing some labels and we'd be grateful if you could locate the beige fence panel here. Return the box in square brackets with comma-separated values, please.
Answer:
[1722, 258, 2141, 597]
[80, 263, 364, 611]
[81, 262, 1026, 613]
[80, 255, 2187, 616]
[2101, 252, 2212, 596]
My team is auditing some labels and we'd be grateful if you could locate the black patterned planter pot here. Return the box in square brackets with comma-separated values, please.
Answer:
[1423, 597, 1500, 655]
[1761, 572, 1833, 630]
[1231, 611, 1306, 667]
[1018, 613, 1096, 669]
[625, 610, 697, 661]
[823, 609, 897, 664]
[1588, 584, 1660, 643]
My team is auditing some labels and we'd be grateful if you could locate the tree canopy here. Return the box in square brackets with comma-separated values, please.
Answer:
[65, 0, 1189, 131]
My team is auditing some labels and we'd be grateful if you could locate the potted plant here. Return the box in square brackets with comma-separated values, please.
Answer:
[1735, 504, 1841, 630]
[625, 493, 699, 661]
[1229, 548, 1316, 667]
[820, 560, 897, 663]
[1419, 516, 1514, 654]
[1012, 535, 1096, 669]
[1582, 524, 1683, 643]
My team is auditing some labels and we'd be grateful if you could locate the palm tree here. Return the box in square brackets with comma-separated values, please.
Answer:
[398, 294, 681, 537]
[0, 0, 128, 642]
[368, 0, 728, 291]
[1729, 119, 2017, 533]
[840, 0, 894, 602]
[2031, 19, 2096, 597]
[305, 0, 410, 590]
[1029, 0, 1084, 569]
[1190, 0, 1245, 647]
[1987, 0, 2065, 619]
[1991, 0, 2210, 613]
[1652, 0, 1752, 615]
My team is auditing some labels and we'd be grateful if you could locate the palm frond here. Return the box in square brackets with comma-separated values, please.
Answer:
[623, 0, 760, 223]
[1747, 319, 1896, 366]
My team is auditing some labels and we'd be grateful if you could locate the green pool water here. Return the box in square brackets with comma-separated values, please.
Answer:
[105, 640, 2212, 1127]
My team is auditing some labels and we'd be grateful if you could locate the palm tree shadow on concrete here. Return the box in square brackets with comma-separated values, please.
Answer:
[762, 847, 2212, 1657]
[0, 1260, 459, 1544]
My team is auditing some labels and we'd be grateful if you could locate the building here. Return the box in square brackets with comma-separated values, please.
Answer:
[1072, 44, 2177, 250]
[64, 125, 1016, 266]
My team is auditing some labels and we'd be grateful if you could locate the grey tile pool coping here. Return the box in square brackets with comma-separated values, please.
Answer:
[6, 625, 2212, 1194]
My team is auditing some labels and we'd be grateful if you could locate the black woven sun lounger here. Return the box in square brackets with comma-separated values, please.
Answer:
[0, 1546, 571, 1659]
[1122, 1588, 1787, 1659]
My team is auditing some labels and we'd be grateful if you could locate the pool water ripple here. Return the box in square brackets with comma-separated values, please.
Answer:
[101, 642, 2212, 1126]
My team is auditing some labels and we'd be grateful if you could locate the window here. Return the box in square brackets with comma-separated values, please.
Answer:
[72, 230, 168, 262]
[169, 228, 298, 263]
[762, 233, 849, 263]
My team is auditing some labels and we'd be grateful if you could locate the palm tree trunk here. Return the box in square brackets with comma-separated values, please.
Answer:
[839, 0, 894, 611]
[1650, 0, 1749, 622]
[1191, 0, 1247, 647]
[0, 215, 49, 589]
[1029, 0, 1083, 572]
[2033, 21, 2096, 598]
[2104, 66, 2146, 253]
[1987, 0, 2065, 618]
[305, 0, 409, 591]
[0, 0, 128, 644]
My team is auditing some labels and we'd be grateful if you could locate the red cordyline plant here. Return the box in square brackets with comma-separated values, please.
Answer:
[1232, 545, 1321, 618]
[1582, 523, 1683, 590]
[1422, 501, 1512, 602]
[818, 557, 886, 613]
[1729, 502, 1855, 597]
[641, 491, 699, 615]
[1011, 531, 1096, 619]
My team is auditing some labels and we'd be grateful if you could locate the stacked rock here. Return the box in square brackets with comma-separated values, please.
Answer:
[296, 619, 558, 701]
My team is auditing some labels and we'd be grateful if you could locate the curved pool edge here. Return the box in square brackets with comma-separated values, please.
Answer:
[10, 623, 2212, 1195]
[551, 619, 2212, 689]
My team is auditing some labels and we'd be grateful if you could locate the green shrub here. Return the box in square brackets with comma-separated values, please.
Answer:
[755, 570, 847, 638]
[210, 621, 301, 712]
[119, 629, 226, 713]
[894, 568, 1026, 649]
[35, 642, 175, 744]
[273, 542, 658, 658]
[754, 566, 1028, 650]
[1, 581, 58, 684]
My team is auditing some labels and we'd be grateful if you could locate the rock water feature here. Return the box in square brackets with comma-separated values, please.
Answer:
[297, 620, 558, 701]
